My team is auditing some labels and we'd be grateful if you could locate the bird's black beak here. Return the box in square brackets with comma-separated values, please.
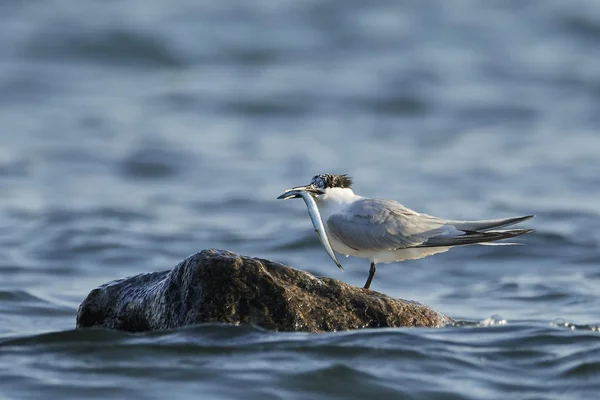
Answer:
[277, 185, 324, 200]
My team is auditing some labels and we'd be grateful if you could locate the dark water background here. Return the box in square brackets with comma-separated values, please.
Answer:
[1, 0, 600, 398]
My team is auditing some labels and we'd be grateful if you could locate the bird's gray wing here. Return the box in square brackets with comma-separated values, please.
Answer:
[446, 215, 534, 232]
[326, 199, 451, 251]
[417, 228, 535, 247]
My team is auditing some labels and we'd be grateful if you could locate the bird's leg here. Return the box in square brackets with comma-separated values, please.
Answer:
[363, 262, 376, 289]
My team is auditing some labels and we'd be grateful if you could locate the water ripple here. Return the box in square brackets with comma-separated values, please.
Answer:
[2, 0, 600, 398]
[1, 323, 599, 399]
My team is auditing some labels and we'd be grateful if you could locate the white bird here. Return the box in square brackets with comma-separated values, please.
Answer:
[277, 173, 535, 290]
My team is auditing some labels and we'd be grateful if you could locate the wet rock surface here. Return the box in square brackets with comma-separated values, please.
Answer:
[77, 249, 453, 332]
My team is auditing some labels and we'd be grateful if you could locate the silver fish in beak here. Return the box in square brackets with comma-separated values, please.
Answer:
[276, 184, 323, 200]
[277, 186, 344, 271]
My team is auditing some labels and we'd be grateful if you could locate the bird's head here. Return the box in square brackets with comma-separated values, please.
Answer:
[277, 173, 354, 200]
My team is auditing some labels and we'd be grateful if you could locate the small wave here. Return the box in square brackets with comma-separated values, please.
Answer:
[1, 322, 599, 399]
[562, 12, 600, 42]
[219, 98, 309, 116]
[0, 289, 73, 317]
[551, 319, 600, 332]
[350, 95, 428, 116]
[561, 360, 600, 379]
[27, 27, 183, 67]
[478, 315, 507, 327]
[119, 146, 191, 179]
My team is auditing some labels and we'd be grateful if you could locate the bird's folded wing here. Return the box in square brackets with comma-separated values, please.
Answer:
[416, 228, 535, 247]
[326, 199, 450, 251]
[445, 215, 534, 232]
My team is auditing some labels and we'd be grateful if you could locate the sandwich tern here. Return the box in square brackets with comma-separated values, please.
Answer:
[278, 173, 535, 290]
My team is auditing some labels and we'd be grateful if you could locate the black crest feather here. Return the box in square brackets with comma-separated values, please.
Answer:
[311, 174, 353, 189]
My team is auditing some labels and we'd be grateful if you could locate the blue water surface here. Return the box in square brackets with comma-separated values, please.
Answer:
[1, 1, 600, 399]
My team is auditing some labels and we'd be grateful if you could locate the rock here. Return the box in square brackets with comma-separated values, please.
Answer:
[76, 249, 453, 332]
